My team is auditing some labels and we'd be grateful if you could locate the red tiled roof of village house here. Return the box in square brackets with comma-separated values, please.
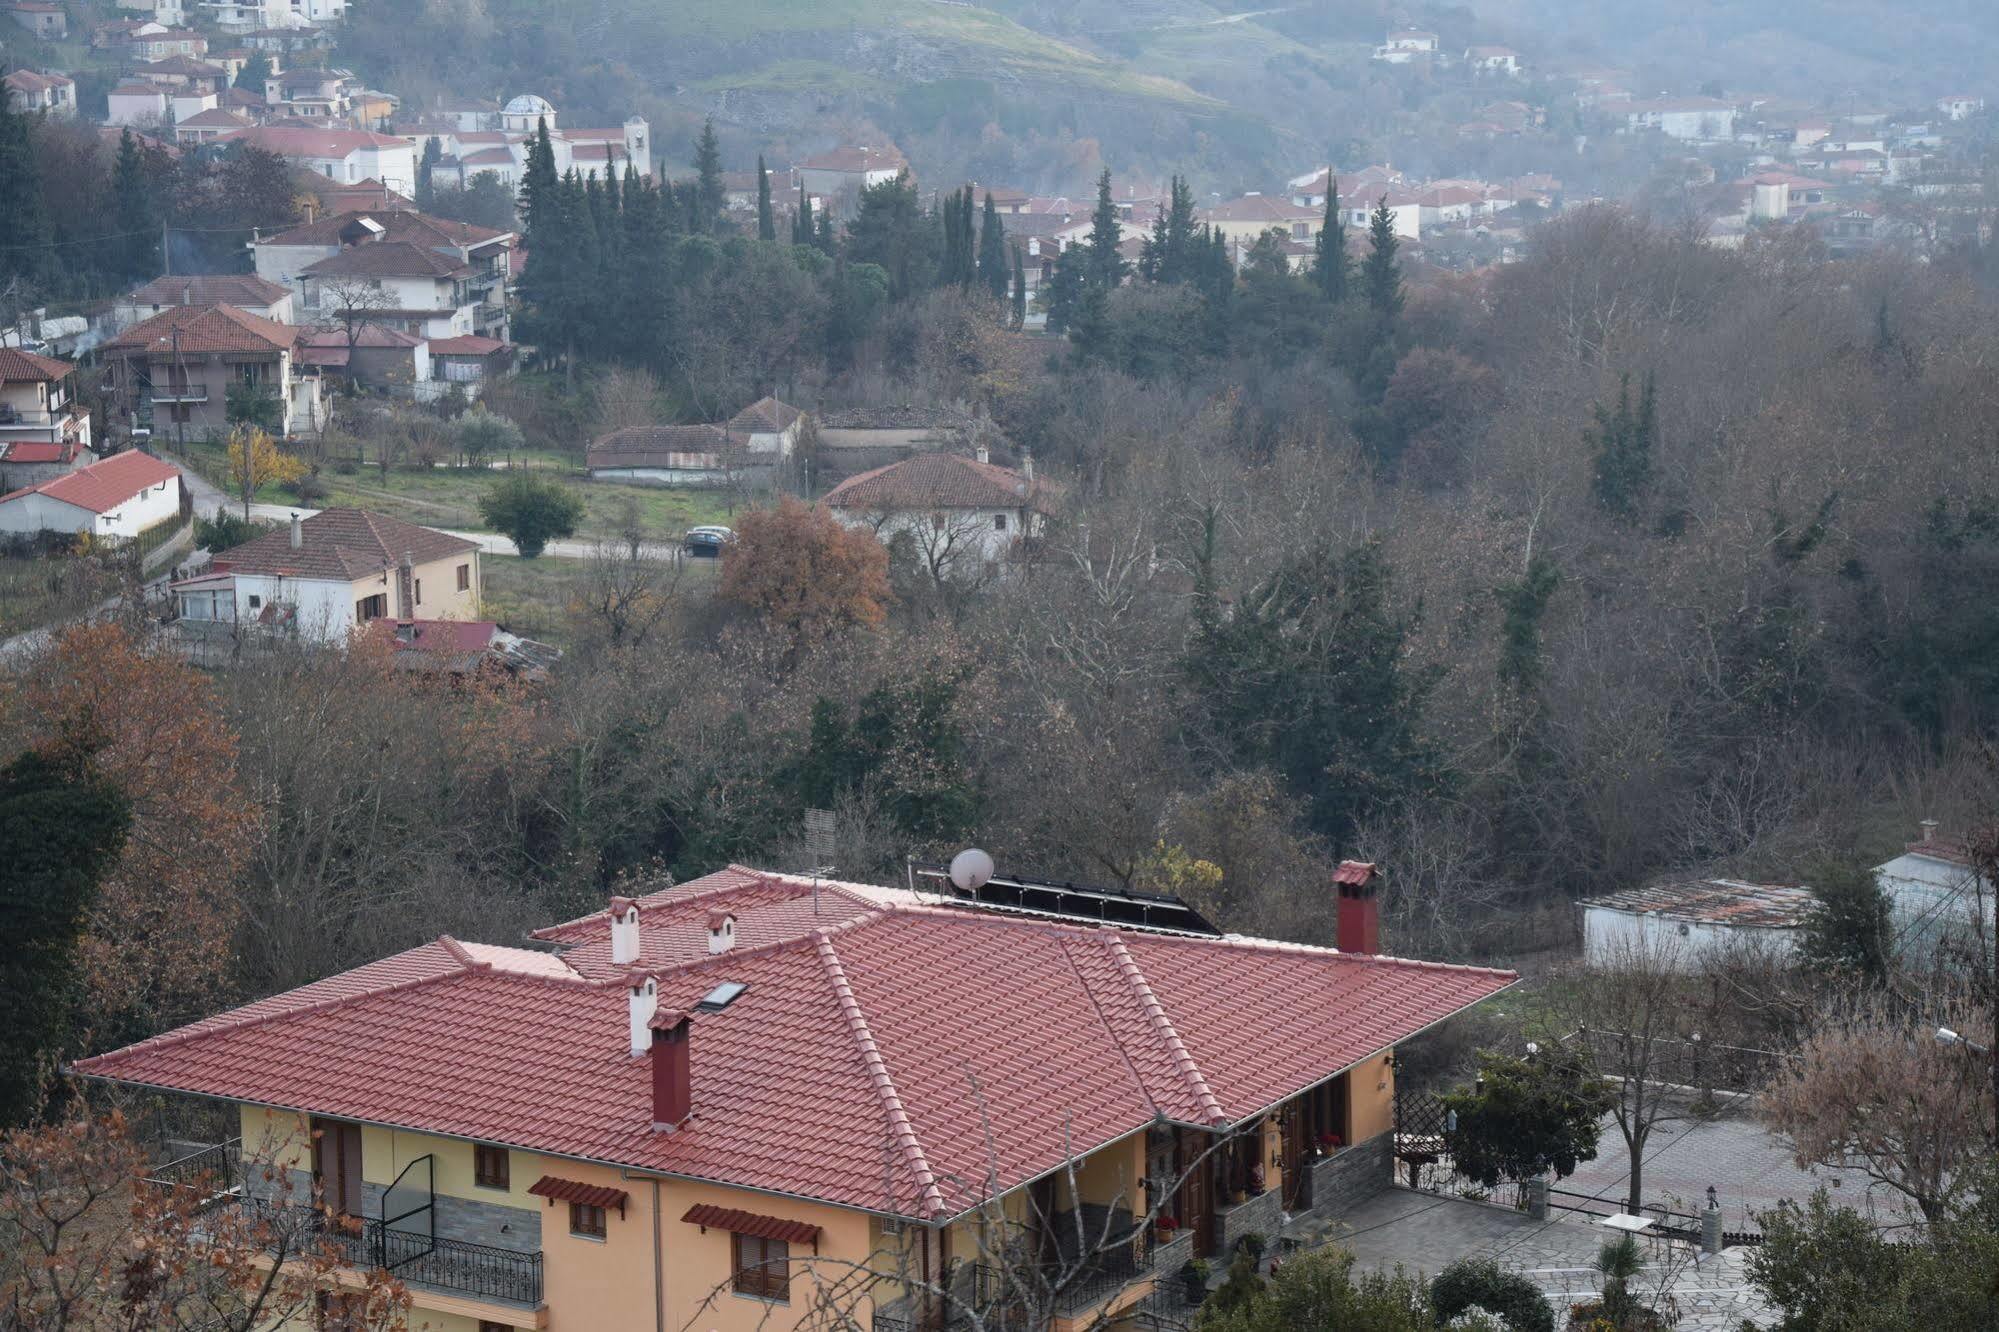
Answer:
[4, 69, 72, 94]
[0, 450, 180, 515]
[0, 347, 74, 382]
[0, 440, 79, 465]
[261, 208, 510, 250]
[1204, 194, 1317, 223]
[727, 395, 803, 434]
[74, 865, 1515, 1221]
[822, 451, 1058, 513]
[301, 240, 472, 279]
[427, 334, 506, 357]
[125, 273, 288, 308]
[798, 145, 906, 173]
[214, 125, 408, 157]
[102, 303, 297, 356]
[208, 507, 477, 582]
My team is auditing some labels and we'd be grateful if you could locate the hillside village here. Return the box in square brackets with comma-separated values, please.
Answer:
[3, 5, 1999, 1332]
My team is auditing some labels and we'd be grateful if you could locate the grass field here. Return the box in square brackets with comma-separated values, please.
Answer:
[185, 443, 738, 542]
[481, 551, 724, 644]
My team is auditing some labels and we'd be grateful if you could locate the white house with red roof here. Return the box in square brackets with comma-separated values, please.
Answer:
[414, 93, 651, 192]
[252, 208, 515, 343]
[797, 144, 908, 217]
[1372, 29, 1437, 63]
[75, 860, 1514, 1332]
[214, 124, 418, 195]
[0, 448, 183, 541]
[0, 347, 92, 467]
[824, 447, 1058, 566]
[3, 68, 75, 117]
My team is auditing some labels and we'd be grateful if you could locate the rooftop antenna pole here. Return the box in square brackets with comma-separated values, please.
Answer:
[804, 807, 837, 916]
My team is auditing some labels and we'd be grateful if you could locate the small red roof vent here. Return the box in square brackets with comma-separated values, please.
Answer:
[1333, 860, 1377, 887]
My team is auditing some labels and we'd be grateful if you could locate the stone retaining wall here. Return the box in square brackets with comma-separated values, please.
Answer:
[1308, 1131, 1391, 1219]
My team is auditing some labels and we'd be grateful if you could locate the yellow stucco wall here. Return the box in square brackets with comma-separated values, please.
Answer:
[1070, 1130, 1145, 1211]
[407, 549, 481, 621]
[1349, 1053, 1395, 1141]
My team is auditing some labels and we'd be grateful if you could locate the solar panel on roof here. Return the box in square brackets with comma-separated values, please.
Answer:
[910, 864, 1223, 937]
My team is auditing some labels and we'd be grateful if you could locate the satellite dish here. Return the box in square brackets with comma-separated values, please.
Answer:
[949, 848, 995, 893]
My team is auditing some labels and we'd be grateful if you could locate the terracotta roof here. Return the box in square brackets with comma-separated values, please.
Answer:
[528, 1176, 628, 1212]
[136, 56, 224, 77]
[176, 108, 254, 130]
[216, 125, 409, 157]
[75, 865, 1514, 1220]
[586, 424, 738, 470]
[209, 507, 477, 581]
[102, 303, 296, 356]
[727, 396, 803, 434]
[0, 450, 180, 516]
[261, 208, 510, 250]
[3, 69, 72, 94]
[427, 334, 506, 356]
[124, 274, 288, 308]
[822, 451, 1055, 513]
[301, 325, 425, 350]
[683, 1204, 820, 1247]
[301, 241, 472, 279]
[1204, 194, 1318, 223]
[367, 618, 498, 654]
[0, 440, 78, 464]
[458, 146, 515, 166]
[0, 347, 73, 382]
[1580, 879, 1814, 929]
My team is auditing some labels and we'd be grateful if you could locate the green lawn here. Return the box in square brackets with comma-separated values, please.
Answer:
[480, 551, 723, 645]
[185, 442, 737, 542]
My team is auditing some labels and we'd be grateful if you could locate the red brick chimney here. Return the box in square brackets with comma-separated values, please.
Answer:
[650, 1008, 692, 1131]
[1334, 860, 1379, 955]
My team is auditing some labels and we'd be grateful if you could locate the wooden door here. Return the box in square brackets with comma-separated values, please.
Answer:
[1281, 1099, 1307, 1211]
[311, 1118, 364, 1218]
[1175, 1128, 1216, 1259]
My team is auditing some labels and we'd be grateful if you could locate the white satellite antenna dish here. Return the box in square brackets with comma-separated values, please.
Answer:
[949, 848, 995, 894]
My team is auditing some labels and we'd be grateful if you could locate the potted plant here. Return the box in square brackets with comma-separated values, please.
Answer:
[1154, 1214, 1179, 1240]
[1178, 1258, 1211, 1305]
[1237, 1232, 1266, 1268]
[1317, 1132, 1342, 1157]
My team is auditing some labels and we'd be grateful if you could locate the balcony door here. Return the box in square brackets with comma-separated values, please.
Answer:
[1174, 1127, 1215, 1258]
[311, 1118, 364, 1218]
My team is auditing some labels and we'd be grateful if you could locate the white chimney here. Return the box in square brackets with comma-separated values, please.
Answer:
[706, 910, 736, 955]
[610, 896, 641, 965]
[289, 512, 302, 548]
[1021, 452, 1035, 483]
[627, 971, 657, 1057]
[1920, 818, 1939, 844]
[975, 443, 990, 465]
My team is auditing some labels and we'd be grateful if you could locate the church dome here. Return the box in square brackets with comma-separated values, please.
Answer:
[503, 94, 555, 118]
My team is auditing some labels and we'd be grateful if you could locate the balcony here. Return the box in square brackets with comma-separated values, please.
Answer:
[149, 384, 210, 404]
[241, 1199, 544, 1307]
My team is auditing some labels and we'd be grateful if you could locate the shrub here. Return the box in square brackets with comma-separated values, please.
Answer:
[282, 473, 328, 503]
[477, 473, 584, 559]
[1431, 1258, 1554, 1332]
[194, 511, 268, 554]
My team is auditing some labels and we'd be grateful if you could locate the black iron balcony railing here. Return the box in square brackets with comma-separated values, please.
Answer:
[144, 1137, 242, 1197]
[242, 1199, 543, 1307]
[149, 384, 210, 403]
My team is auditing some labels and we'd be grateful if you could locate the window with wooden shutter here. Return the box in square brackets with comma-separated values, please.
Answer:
[731, 1233, 789, 1302]
[473, 1144, 509, 1190]
[569, 1201, 606, 1238]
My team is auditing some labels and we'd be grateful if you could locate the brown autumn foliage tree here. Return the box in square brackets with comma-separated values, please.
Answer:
[720, 497, 893, 640]
[0, 1112, 409, 1331]
[1760, 983, 1995, 1225]
[3, 623, 255, 1047]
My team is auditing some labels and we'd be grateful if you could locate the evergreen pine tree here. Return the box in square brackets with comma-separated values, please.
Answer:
[1362, 195, 1403, 320]
[1043, 245, 1084, 334]
[518, 117, 560, 244]
[693, 117, 725, 234]
[940, 189, 963, 287]
[815, 205, 834, 254]
[111, 129, 159, 281]
[756, 154, 775, 241]
[1010, 245, 1026, 329]
[1312, 177, 1348, 304]
[1083, 167, 1127, 293]
[1160, 175, 1198, 284]
[416, 136, 440, 210]
[1139, 210, 1167, 282]
[977, 192, 1009, 302]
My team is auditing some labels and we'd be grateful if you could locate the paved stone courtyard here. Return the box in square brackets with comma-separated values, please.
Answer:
[1294, 1188, 1770, 1331]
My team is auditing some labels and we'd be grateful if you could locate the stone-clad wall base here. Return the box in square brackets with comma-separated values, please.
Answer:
[1308, 1132, 1391, 1219]
[1215, 1186, 1284, 1255]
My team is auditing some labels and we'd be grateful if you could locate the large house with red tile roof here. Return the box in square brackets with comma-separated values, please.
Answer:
[99, 302, 323, 439]
[0, 347, 93, 470]
[252, 208, 514, 343]
[408, 93, 651, 195]
[76, 861, 1514, 1332]
[213, 124, 418, 196]
[172, 507, 481, 642]
[0, 448, 183, 542]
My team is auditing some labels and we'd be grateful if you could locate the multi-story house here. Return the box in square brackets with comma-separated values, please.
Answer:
[7, 2, 66, 40]
[214, 124, 418, 195]
[170, 507, 480, 641]
[416, 93, 651, 192]
[114, 1, 192, 26]
[254, 208, 514, 343]
[76, 861, 1515, 1332]
[0, 348, 93, 482]
[99, 302, 322, 440]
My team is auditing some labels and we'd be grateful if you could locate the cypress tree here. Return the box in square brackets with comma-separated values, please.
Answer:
[1160, 175, 1197, 284]
[111, 129, 159, 281]
[416, 136, 440, 210]
[815, 204, 834, 254]
[978, 192, 1009, 302]
[794, 185, 813, 247]
[1011, 245, 1026, 329]
[518, 117, 560, 245]
[756, 154, 775, 241]
[1312, 177, 1348, 304]
[0, 747, 131, 1127]
[940, 189, 962, 287]
[0, 78, 52, 292]
[693, 117, 725, 233]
